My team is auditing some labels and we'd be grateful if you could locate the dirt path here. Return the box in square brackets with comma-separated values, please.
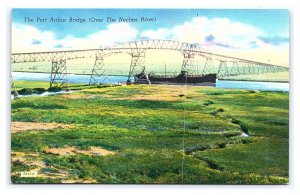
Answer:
[43, 146, 115, 156]
[11, 122, 74, 133]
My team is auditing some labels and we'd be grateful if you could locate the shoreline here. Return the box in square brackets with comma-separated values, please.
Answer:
[218, 78, 289, 83]
[12, 71, 289, 83]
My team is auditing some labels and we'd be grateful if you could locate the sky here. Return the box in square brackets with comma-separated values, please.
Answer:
[11, 9, 289, 66]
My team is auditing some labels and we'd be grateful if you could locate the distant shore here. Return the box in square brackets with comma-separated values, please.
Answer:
[11, 70, 126, 77]
[12, 71, 289, 83]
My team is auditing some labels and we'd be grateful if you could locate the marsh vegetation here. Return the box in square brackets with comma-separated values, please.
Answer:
[11, 81, 289, 184]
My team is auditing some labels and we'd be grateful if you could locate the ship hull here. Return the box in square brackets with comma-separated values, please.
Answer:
[148, 73, 217, 84]
[134, 72, 217, 84]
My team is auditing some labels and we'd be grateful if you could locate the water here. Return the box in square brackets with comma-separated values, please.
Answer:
[12, 72, 129, 84]
[11, 90, 75, 99]
[12, 72, 289, 92]
[216, 80, 289, 92]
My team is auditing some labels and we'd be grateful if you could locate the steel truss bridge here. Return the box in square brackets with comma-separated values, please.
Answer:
[11, 39, 289, 87]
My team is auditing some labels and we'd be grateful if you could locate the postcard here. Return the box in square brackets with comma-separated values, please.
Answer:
[10, 9, 289, 184]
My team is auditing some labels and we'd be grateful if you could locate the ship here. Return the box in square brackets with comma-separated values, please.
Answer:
[132, 71, 217, 85]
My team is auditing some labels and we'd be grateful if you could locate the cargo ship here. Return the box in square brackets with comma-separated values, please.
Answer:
[132, 71, 217, 84]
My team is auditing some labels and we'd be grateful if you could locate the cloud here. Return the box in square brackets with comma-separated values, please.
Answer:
[12, 16, 289, 66]
[140, 17, 268, 49]
[54, 44, 63, 48]
[249, 41, 259, 49]
[138, 28, 173, 40]
[12, 17, 287, 52]
[205, 34, 215, 42]
[205, 34, 235, 49]
[257, 36, 289, 46]
[12, 23, 57, 52]
[31, 39, 41, 45]
[12, 23, 139, 52]
[87, 23, 138, 46]
[214, 42, 234, 49]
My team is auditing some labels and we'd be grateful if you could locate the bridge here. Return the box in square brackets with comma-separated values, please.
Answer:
[11, 39, 289, 87]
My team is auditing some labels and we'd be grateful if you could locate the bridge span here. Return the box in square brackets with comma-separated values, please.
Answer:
[11, 39, 289, 87]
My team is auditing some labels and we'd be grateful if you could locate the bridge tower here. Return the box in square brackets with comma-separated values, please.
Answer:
[127, 48, 150, 84]
[181, 50, 196, 75]
[202, 56, 214, 74]
[50, 60, 68, 87]
[89, 54, 108, 85]
[217, 60, 229, 77]
[229, 61, 240, 76]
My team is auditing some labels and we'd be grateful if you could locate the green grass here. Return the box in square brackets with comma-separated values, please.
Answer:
[193, 137, 288, 177]
[11, 80, 51, 91]
[11, 80, 110, 91]
[11, 83, 289, 184]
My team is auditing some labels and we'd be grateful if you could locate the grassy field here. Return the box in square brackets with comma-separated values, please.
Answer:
[11, 81, 289, 184]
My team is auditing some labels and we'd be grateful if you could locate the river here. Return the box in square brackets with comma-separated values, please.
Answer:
[12, 72, 289, 92]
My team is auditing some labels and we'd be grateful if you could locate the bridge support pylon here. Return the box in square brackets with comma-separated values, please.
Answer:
[181, 51, 196, 75]
[50, 60, 68, 88]
[229, 61, 240, 75]
[217, 60, 229, 77]
[127, 49, 150, 84]
[89, 55, 108, 85]
[202, 56, 213, 74]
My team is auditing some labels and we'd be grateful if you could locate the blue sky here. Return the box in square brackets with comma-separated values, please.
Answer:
[12, 9, 289, 65]
[12, 9, 289, 39]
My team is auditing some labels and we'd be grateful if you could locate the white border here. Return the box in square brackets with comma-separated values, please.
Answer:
[1, 0, 299, 195]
